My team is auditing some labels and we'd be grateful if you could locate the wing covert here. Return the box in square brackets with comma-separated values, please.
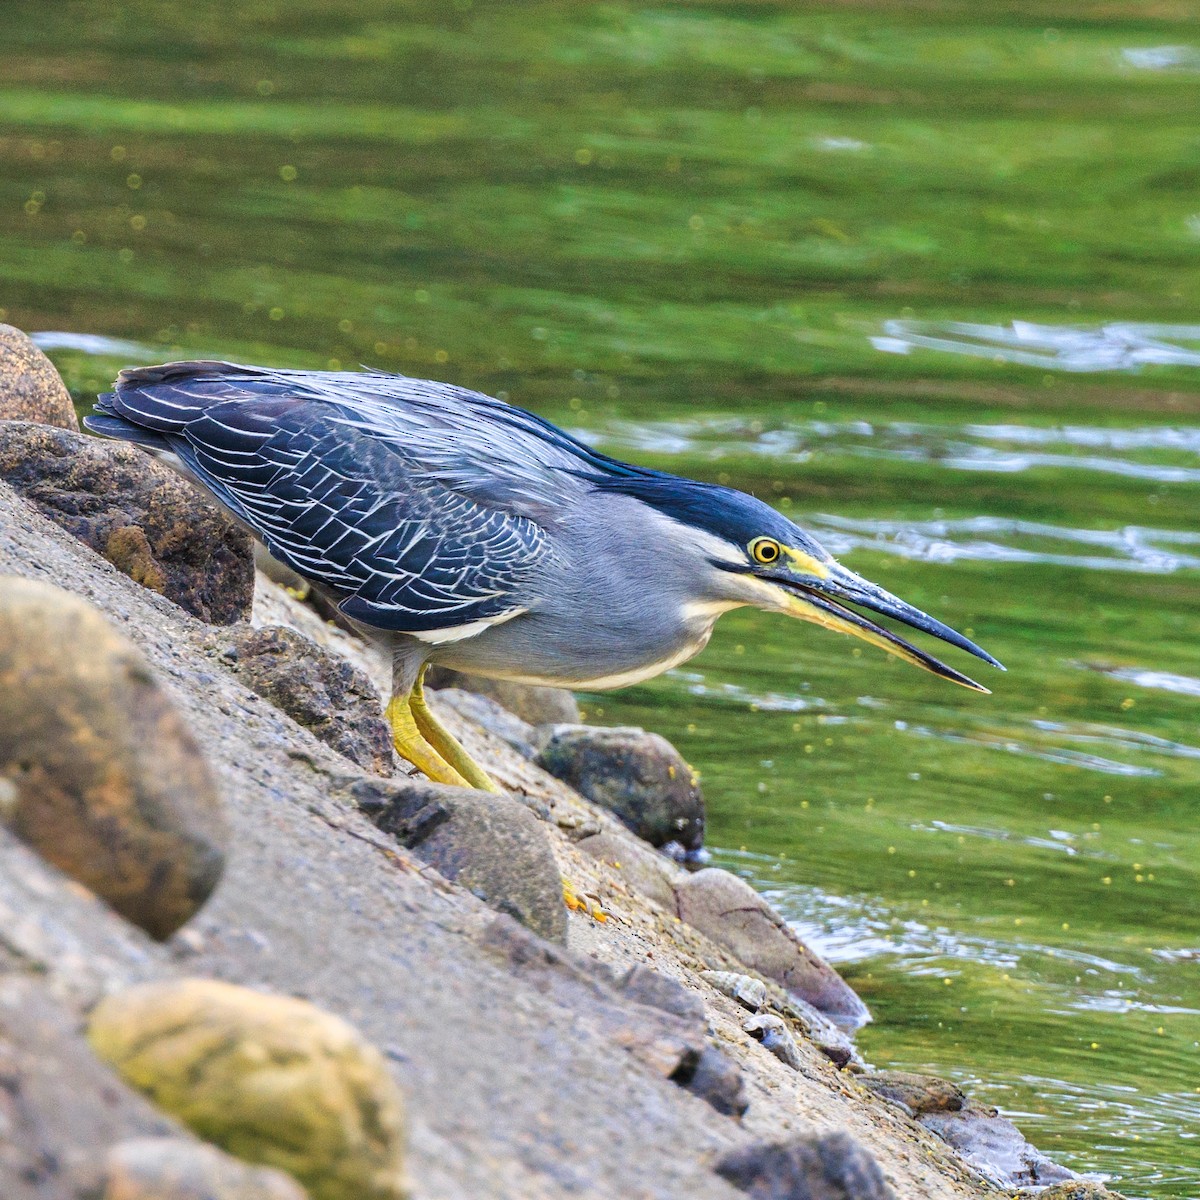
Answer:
[167, 398, 547, 634]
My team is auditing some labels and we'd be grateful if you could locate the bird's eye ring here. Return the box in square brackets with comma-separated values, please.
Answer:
[749, 537, 781, 565]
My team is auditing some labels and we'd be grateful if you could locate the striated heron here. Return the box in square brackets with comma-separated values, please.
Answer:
[86, 362, 1002, 791]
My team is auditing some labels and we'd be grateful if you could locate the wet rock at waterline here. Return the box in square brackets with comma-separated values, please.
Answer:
[346, 775, 567, 943]
[0, 324, 79, 430]
[88, 978, 409, 1200]
[101, 1137, 310, 1200]
[1039, 1183, 1128, 1200]
[537, 724, 705, 851]
[919, 1101, 1075, 1190]
[425, 665, 580, 726]
[714, 1130, 898, 1200]
[0, 421, 253, 623]
[675, 868, 869, 1026]
[0, 577, 226, 939]
[859, 1070, 966, 1117]
[772, 991, 859, 1069]
[209, 624, 394, 775]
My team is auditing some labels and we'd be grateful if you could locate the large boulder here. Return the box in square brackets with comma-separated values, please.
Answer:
[0, 577, 226, 939]
[537, 725, 704, 852]
[88, 979, 409, 1200]
[0, 324, 79, 430]
[208, 625, 394, 775]
[0, 420, 253, 623]
[920, 1101, 1075, 1190]
[674, 869, 868, 1026]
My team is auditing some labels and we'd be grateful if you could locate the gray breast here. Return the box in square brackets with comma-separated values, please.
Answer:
[428, 493, 734, 688]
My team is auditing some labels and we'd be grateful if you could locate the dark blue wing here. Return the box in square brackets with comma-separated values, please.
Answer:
[87, 365, 548, 634]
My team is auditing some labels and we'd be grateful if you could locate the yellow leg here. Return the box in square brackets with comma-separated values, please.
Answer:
[386, 689, 471, 788]
[410, 668, 502, 793]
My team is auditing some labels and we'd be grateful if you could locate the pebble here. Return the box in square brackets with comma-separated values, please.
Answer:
[743, 1014, 804, 1070]
[701, 970, 768, 1012]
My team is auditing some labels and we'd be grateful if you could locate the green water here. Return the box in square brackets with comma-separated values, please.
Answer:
[3, 2, 1200, 1193]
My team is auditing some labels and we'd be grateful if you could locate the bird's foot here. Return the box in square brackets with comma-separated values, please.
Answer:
[409, 670, 502, 793]
[386, 691, 471, 788]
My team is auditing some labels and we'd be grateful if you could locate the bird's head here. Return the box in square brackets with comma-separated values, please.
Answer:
[600, 474, 1003, 691]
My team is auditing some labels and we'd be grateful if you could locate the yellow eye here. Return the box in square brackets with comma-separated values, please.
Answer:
[749, 537, 781, 565]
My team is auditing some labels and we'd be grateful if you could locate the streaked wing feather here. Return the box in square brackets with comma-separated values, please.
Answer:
[105, 378, 550, 633]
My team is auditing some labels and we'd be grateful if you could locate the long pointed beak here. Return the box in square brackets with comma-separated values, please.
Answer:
[767, 563, 1004, 693]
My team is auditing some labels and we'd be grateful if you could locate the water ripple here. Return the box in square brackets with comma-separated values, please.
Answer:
[31, 330, 158, 359]
[809, 514, 1200, 575]
[872, 319, 1200, 372]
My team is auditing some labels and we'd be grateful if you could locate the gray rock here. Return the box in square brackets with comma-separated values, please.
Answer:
[674, 869, 868, 1026]
[671, 1043, 750, 1118]
[616, 964, 707, 1023]
[480, 916, 746, 1118]
[349, 776, 567, 943]
[0, 324, 78, 430]
[743, 1014, 803, 1070]
[102, 1137, 309, 1200]
[576, 829, 684, 912]
[0, 975, 187, 1200]
[537, 724, 704, 851]
[858, 1070, 965, 1116]
[210, 624, 394, 775]
[920, 1100, 1075, 1189]
[0, 420, 253, 623]
[714, 1130, 898, 1199]
[0, 577, 226, 940]
[425, 665, 580, 725]
[771, 992, 858, 1070]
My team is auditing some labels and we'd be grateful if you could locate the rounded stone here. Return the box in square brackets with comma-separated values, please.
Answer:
[103, 1137, 309, 1200]
[0, 324, 79, 430]
[209, 625, 394, 775]
[536, 725, 704, 851]
[674, 868, 869, 1026]
[0, 577, 227, 939]
[89, 979, 409, 1200]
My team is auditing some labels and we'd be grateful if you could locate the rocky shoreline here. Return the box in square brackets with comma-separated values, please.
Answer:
[0, 325, 1118, 1200]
